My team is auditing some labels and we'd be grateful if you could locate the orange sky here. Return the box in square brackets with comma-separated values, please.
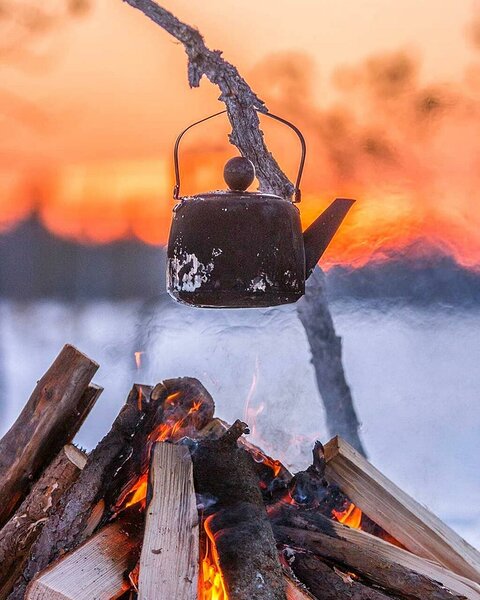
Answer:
[1, 0, 480, 268]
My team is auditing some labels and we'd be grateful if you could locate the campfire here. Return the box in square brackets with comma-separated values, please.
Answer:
[0, 344, 479, 600]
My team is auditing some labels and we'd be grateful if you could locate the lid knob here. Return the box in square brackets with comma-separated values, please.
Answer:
[224, 157, 255, 191]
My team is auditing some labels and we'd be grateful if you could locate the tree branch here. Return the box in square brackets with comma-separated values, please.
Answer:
[123, 0, 294, 198]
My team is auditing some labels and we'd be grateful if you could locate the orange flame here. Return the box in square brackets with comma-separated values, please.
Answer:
[117, 392, 204, 511]
[200, 515, 228, 600]
[332, 502, 363, 529]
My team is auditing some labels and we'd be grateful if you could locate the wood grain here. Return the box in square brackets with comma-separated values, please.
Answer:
[324, 435, 480, 583]
[25, 521, 140, 600]
[0, 345, 99, 528]
[138, 442, 199, 600]
[0, 445, 87, 600]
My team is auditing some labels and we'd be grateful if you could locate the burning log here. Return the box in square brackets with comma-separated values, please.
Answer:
[272, 507, 480, 600]
[8, 384, 152, 600]
[25, 514, 142, 600]
[324, 436, 480, 583]
[283, 570, 316, 600]
[0, 345, 100, 528]
[192, 419, 287, 600]
[138, 442, 199, 599]
[0, 444, 87, 600]
[284, 551, 400, 600]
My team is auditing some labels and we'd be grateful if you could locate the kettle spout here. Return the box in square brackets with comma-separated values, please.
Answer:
[303, 198, 355, 277]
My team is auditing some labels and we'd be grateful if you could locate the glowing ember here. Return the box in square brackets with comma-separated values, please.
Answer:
[200, 515, 228, 600]
[332, 502, 363, 529]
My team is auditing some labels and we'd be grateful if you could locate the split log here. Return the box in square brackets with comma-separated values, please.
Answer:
[0, 345, 99, 527]
[8, 384, 151, 600]
[10, 378, 214, 599]
[25, 516, 142, 600]
[0, 445, 87, 600]
[272, 508, 480, 600]
[283, 571, 316, 600]
[192, 420, 287, 600]
[286, 551, 401, 600]
[138, 442, 199, 600]
[324, 436, 480, 582]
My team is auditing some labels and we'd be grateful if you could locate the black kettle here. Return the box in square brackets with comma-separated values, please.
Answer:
[167, 110, 354, 308]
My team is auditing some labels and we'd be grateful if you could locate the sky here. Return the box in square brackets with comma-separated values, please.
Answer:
[1, 0, 480, 267]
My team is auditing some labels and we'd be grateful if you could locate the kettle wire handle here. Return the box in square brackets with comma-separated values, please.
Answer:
[173, 108, 306, 203]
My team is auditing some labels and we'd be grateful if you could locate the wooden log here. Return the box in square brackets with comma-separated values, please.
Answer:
[192, 420, 287, 600]
[25, 517, 142, 600]
[0, 345, 99, 528]
[283, 571, 316, 600]
[138, 442, 198, 600]
[272, 508, 480, 600]
[0, 445, 87, 600]
[8, 384, 151, 600]
[10, 378, 214, 599]
[286, 551, 401, 600]
[324, 436, 480, 582]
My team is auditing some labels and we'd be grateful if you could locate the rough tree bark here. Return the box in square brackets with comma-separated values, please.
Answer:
[123, 0, 365, 454]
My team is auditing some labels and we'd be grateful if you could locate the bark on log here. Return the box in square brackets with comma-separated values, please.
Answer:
[272, 508, 480, 600]
[297, 269, 366, 454]
[0, 445, 87, 600]
[0, 345, 99, 527]
[192, 420, 287, 600]
[8, 384, 151, 600]
[10, 378, 214, 599]
[286, 551, 401, 600]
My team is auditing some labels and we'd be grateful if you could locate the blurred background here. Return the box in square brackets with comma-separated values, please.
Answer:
[0, 0, 479, 546]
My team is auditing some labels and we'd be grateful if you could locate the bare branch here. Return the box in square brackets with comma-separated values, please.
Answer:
[123, 0, 294, 198]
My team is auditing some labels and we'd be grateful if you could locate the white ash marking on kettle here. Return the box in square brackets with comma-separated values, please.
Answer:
[168, 248, 222, 292]
[248, 273, 273, 292]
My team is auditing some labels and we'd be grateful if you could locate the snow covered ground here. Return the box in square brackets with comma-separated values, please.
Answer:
[0, 298, 478, 549]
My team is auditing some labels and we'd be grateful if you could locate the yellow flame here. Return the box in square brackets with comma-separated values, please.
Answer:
[200, 515, 228, 600]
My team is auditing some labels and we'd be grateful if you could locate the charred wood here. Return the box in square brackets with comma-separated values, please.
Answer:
[273, 508, 480, 600]
[192, 420, 287, 600]
[0, 345, 99, 527]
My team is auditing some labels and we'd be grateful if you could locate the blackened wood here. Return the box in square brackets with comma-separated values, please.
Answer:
[324, 435, 480, 582]
[287, 551, 400, 600]
[0, 445, 87, 600]
[110, 377, 215, 513]
[273, 509, 480, 600]
[8, 384, 151, 600]
[192, 420, 287, 600]
[0, 345, 99, 527]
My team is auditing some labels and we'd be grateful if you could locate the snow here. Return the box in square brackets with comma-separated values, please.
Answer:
[0, 298, 478, 549]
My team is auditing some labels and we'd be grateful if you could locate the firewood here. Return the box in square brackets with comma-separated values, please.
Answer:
[192, 420, 287, 600]
[283, 571, 316, 600]
[324, 436, 480, 582]
[272, 507, 480, 600]
[10, 378, 214, 599]
[0, 345, 99, 528]
[138, 442, 199, 599]
[285, 551, 401, 600]
[25, 516, 142, 600]
[0, 445, 87, 600]
[8, 384, 152, 600]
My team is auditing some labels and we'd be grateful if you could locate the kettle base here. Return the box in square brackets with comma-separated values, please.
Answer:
[168, 288, 303, 309]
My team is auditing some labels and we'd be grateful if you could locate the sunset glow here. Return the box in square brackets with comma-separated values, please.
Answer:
[1, 0, 480, 269]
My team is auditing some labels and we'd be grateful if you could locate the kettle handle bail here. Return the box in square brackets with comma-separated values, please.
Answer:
[173, 108, 306, 203]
